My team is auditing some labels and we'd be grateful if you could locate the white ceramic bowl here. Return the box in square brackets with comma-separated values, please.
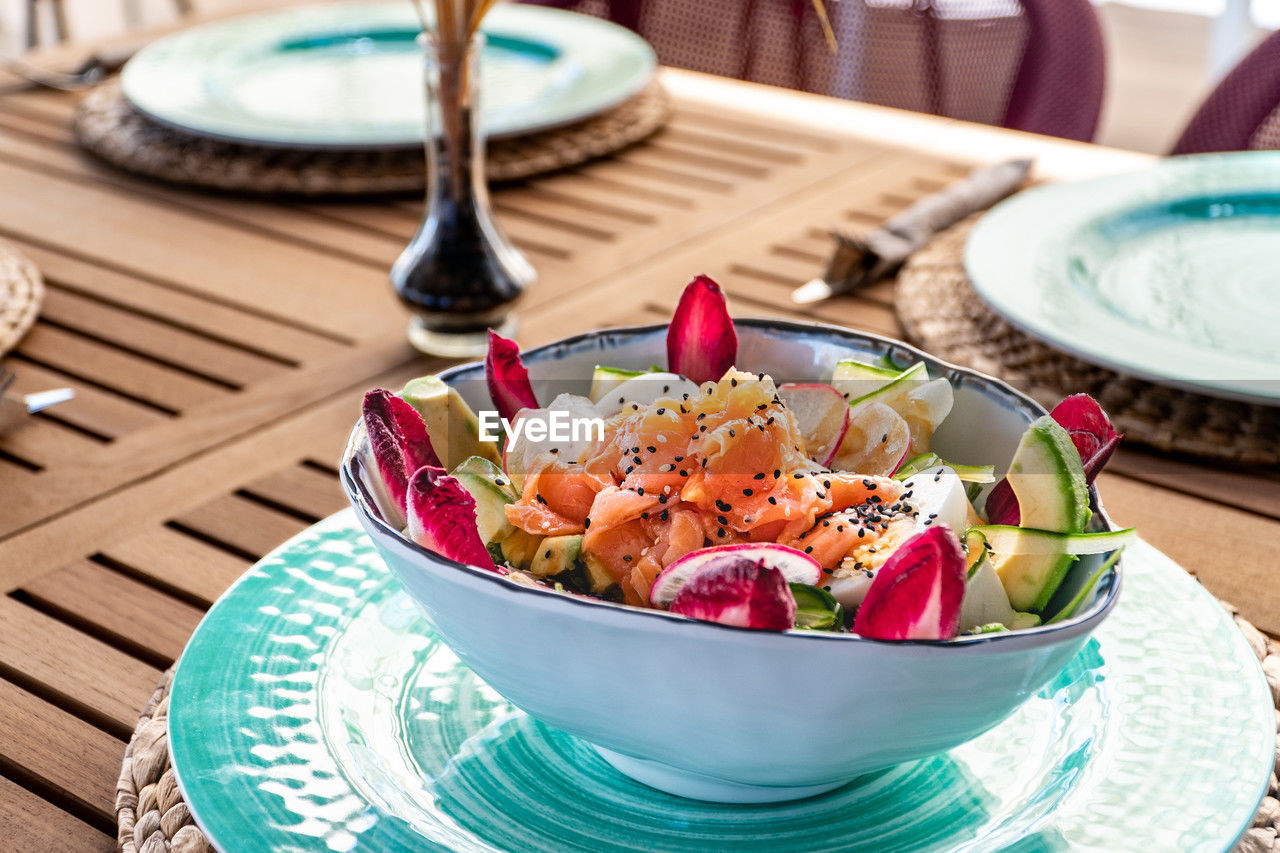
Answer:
[340, 320, 1122, 803]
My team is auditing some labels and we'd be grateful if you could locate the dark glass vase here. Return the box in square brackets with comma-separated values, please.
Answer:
[391, 32, 535, 357]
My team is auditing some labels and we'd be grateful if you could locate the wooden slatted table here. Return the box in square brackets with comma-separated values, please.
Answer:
[1, 43, 1278, 851]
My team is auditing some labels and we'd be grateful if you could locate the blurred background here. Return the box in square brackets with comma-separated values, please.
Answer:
[3, 0, 1277, 154]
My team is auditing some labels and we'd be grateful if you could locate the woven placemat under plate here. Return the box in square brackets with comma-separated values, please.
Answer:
[0, 241, 43, 356]
[74, 78, 671, 196]
[120, 601, 1280, 853]
[895, 217, 1280, 465]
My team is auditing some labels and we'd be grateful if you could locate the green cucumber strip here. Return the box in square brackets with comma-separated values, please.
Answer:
[832, 358, 899, 381]
[789, 583, 843, 630]
[894, 452, 995, 484]
[967, 525, 1136, 556]
[1045, 548, 1124, 625]
[845, 361, 928, 408]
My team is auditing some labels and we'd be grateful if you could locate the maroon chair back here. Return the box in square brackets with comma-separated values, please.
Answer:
[1172, 28, 1280, 154]
[527, 0, 1105, 142]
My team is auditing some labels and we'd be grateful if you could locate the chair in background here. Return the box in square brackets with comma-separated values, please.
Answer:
[1172, 28, 1280, 154]
[527, 0, 1105, 142]
[22, 0, 192, 49]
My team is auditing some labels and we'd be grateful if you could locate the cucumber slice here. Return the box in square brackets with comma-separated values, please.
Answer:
[589, 366, 644, 402]
[789, 583, 844, 630]
[453, 472, 515, 545]
[841, 361, 929, 410]
[968, 525, 1136, 556]
[831, 357, 899, 383]
[451, 456, 517, 500]
[895, 453, 996, 484]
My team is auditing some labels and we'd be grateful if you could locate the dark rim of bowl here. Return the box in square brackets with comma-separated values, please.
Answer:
[341, 318, 1122, 648]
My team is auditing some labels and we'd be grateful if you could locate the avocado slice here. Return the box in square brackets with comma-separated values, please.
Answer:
[400, 376, 502, 470]
[530, 535, 583, 577]
[452, 456, 517, 501]
[499, 528, 542, 570]
[991, 416, 1091, 612]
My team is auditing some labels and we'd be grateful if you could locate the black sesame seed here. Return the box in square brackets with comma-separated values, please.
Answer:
[623, 555, 633, 563]
[647, 446, 657, 453]
[662, 385, 669, 393]
[717, 527, 726, 537]
[773, 469, 781, 478]
[768, 496, 777, 505]
[794, 473, 804, 480]
[753, 472, 766, 480]
[637, 487, 645, 496]
[657, 408, 666, 415]
[729, 428, 736, 437]
[584, 518, 592, 528]
[660, 509, 669, 521]
[804, 546, 814, 554]
[743, 488, 753, 496]
[641, 512, 649, 519]
[717, 515, 728, 525]
[544, 550, 552, 559]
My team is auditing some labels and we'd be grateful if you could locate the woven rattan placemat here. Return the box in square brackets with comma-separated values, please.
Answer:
[74, 79, 671, 196]
[0, 241, 42, 356]
[895, 217, 1280, 466]
[121, 598, 1280, 853]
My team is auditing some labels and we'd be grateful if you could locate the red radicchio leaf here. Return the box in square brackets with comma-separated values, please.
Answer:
[363, 389, 442, 521]
[985, 394, 1121, 526]
[1049, 394, 1122, 482]
[406, 466, 498, 571]
[667, 275, 738, 384]
[852, 525, 966, 641]
[485, 330, 539, 424]
[668, 556, 796, 630]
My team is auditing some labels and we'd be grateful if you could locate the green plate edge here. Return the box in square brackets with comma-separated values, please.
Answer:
[965, 151, 1280, 405]
[169, 510, 1275, 852]
[121, 1, 657, 149]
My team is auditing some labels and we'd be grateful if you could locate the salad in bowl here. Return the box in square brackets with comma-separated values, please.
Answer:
[341, 276, 1128, 801]
[356, 276, 1130, 641]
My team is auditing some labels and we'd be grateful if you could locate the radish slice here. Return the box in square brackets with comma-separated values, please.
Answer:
[650, 543, 821, 607]
[986, 394, 1120, 525]
[829, 402, 911, 476]
[595, 372, 700, 418]
[406, 466, 497, 571]
[667, 275, 737, 384]
[485, 330, 538, 423]
[668, 557, 796, 631]
[777, 383, 850, 466]
[852, 525, 967, 641]
[362, 389, 442, 526]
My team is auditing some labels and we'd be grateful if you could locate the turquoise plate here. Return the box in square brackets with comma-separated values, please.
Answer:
[169, 511, 1274, 852]
[966, 152, 1280, 404]
[121, 2, 656, 148]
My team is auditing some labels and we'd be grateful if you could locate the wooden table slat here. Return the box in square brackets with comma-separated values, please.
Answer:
[0, 677, 126, 822]
[0, 774, 114, 852]
[21, 560, 205, 666]
[0, 598, 160, 734]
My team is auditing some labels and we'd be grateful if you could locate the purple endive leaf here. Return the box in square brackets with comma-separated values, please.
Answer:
[486, 330, 539, 424]
[851, 525, 966, 641]
[406, 466, 498, 571]
[363, 389, 443, 521]
[667, 275, 737, 384]
[668, 556, 796, 630]
[985, 394, 1121, 525]
[1049, 394, 1122, 482]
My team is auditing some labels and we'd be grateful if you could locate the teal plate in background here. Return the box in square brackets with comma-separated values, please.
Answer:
[966, 152, 1280, 404]
[169, 511, 1274, 852]
[121, 2, 656, 148]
